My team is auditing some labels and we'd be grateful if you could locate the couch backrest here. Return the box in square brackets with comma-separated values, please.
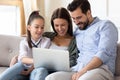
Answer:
[0, 35, 23, 67]
[115, 43, 120, 76]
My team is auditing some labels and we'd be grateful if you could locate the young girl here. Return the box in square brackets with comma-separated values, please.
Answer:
[0, 11, 51, 80]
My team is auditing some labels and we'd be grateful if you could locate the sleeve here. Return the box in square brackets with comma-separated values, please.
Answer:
[95, 21, 118, 63]
[68, 38, 79, 67]
[18, 39, 29, 61]
[43, 32, 56, 40]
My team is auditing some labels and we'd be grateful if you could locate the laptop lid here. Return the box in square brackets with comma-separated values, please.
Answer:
[32, 48, 70, 71]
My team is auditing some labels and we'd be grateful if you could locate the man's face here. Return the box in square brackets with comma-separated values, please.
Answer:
[70, 7, 89, 30]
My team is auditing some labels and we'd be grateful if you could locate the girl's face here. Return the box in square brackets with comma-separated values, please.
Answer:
[28, 18, 44, 41]
[53, 18, 68, 37]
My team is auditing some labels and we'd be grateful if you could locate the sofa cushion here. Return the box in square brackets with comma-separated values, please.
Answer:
[0, 35, 23, 67]
[115, 43, 120, 76]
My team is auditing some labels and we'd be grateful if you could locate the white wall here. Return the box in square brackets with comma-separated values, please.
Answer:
[38, 0, 120, 40]
[89, 0, 120, 40]
[39, 0, 72, 31]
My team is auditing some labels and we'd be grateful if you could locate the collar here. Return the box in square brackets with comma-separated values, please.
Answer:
[31, 36, 42, 45]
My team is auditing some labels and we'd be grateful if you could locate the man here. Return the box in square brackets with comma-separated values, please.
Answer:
[45, 0, 118, 80]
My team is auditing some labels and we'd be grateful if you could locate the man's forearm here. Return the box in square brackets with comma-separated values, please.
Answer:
[81, 56, 103, 72]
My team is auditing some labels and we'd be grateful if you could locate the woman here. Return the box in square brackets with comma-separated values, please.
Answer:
[30, 7, 78, 80]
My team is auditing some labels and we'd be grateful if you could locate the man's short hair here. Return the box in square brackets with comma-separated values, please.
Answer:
[67, 0, 91, 14]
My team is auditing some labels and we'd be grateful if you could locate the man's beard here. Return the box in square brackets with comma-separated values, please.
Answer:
[77, 20, 89, 30]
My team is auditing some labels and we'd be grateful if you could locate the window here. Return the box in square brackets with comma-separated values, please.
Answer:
[0, 0, 26, 36]
[0, 5, 20, 35]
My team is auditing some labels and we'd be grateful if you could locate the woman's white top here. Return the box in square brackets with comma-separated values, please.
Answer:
[49, 42, 68, 50]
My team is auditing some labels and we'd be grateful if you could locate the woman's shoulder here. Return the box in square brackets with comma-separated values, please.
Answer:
[42, 36, 51, 41]
[43, 32, 56, 40]
[70, 37, 76, 43]
[68, 37, 76, 48]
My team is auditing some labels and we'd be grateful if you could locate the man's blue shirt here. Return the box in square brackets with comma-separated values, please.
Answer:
[74, 17, 118, 74]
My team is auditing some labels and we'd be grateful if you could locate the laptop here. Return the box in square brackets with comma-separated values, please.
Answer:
[32, 48, 70, 71]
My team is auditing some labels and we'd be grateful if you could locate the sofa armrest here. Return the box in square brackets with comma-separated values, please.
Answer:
[0, 35, 23, 67]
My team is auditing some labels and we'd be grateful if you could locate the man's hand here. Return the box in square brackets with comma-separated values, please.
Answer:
[72, 69, 87, 80]
[72, 57, 103, 80]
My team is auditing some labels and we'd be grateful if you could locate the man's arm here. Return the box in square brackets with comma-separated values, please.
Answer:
[72, 56, 102, 80]
[79, 56, 102, 73]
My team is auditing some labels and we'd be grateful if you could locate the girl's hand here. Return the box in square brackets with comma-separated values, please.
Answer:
[21, 65, 34, 76]
[21, 69, 31, 76]
[9, 55, 18, 67]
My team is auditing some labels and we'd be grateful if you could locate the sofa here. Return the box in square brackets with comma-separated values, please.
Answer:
[0, 34, 23, 74]
[0, 34, 120, 80]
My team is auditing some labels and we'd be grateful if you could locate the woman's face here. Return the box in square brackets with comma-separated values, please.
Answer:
[53, 18, 68, 37]
[27, 18, 44, 41]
